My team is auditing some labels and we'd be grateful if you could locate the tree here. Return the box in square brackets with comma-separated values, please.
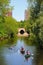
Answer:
[0, 0, 10, 22]
[27, 0, 43, 21]
[27, 0, 43, 47]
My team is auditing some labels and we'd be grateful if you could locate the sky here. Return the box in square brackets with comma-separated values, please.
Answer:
[10, 0, 28, 21]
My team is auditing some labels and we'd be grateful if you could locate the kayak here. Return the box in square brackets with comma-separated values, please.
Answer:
[25, 54, 31, 59]
[25, 50, 31, 59]
[20, 50, 25, 54]
[20, 47, 25, 54]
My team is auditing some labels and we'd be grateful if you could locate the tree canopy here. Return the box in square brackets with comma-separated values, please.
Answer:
[0, 0, 10, 22]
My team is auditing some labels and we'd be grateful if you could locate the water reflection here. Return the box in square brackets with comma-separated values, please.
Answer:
[36, 49, 43, 65]
[0, 37, 43, 65]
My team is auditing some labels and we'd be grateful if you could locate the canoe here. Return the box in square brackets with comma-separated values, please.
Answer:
[20, 50, 25, 54]
[25, 54, 31, 59]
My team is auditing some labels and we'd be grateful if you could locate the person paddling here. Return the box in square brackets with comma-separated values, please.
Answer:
[25, 50, 31, 59]
[26, 50, 30, 55]
[20, 47, 25, 54]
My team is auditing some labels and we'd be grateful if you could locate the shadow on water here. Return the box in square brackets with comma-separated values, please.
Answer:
[0, 37, 43, 65]
[36, 48, 43, 65]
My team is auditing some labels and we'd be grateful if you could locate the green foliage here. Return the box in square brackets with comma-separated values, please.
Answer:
[27, 0, 43, 21]
[0, 16, 18, 38]
[38, 17, 43, 43]
[27, 0, 43, 47]
[5, 17, 18, 32]
[0, 0, 11, 23]
[18, 20, 25, 28]
[24, 20, 32, 33]
[24, 33, 38, 45]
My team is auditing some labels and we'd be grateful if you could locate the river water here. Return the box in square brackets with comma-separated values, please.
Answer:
[0, 38, 43, 65]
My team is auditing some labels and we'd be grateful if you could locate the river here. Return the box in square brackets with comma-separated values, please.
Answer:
[0, 38, 43, 65]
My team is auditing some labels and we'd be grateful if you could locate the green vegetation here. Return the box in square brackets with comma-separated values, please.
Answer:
[0, 0, 10, 22]
[0, 0, 43, 48]
[0, 16, 18, 39]
[0, 0, 18, 39]
[17, 0, 43, 47]
[24, 0, 43, 47]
